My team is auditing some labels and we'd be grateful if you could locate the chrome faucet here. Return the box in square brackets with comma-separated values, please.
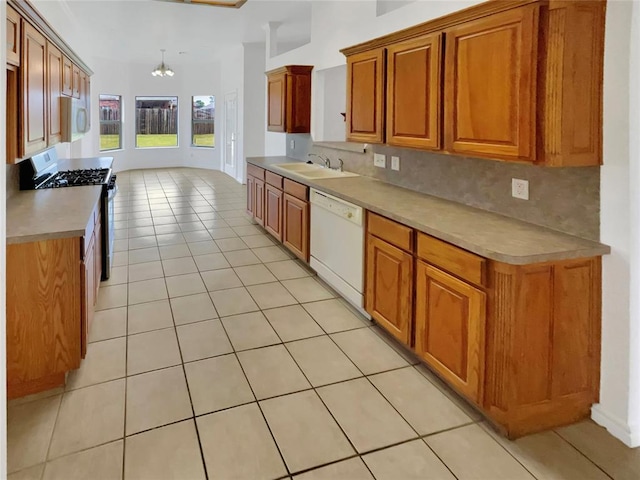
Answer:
[335, 158, 344, 172]
[307, 153, 331, 169]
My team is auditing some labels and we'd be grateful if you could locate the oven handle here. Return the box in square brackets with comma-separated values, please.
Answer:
[108, 182, 118, 200]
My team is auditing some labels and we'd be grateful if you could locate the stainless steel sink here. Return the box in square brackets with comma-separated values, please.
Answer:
[271, 162, 359, 179]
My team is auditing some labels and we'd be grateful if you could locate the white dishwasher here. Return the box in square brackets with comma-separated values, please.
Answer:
[310, 189, 368, 316]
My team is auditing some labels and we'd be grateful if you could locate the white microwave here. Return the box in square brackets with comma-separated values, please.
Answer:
[61, 96, 89, 142]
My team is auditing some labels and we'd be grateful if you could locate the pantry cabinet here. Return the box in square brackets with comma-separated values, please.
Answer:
[415, 261, 486, 403]
[266, 65, 313, 133]
[444, 6, 538, 161]
[6, 5, 21, 66]
[346, 49, 385, 143]
[386, 34, 442, 149]
[341, 0, 605, 167]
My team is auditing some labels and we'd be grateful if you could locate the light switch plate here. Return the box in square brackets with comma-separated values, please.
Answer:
[374, 153, 386, 168]
[512, 178, 529, 200]
[290, 140, 295, 149]
[391, 156, 400, 171]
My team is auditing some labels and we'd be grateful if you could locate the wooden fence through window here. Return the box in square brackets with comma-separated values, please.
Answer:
[136, 108, 178, 135]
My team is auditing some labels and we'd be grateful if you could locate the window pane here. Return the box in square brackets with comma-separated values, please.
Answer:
[99, 94, 121, 151]
[192, 95, 215, 148]
[135, 96, 178, 148]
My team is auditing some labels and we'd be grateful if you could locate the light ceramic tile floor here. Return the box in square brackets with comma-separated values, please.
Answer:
[7, 168, 638, 480]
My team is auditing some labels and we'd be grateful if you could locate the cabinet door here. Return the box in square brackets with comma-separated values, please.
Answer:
[80, 71, 91, 129]
[246, 175, 255, 216]
[62, 55, 73, 96]
[6, 6, 21, 66]
[264, 184, 283, 241]
[47, 42, 63, 146]
[72, 64, 81, 98]
[365, 234, 413, 345]
[81, 234, 96, 359]
[444, 6, 538, 161]
[21, 22, 48, 156]
[254, 178, 265, 226]
[387, 34, 442, 149]
[346, 49, 385, 143]
[267, 72, 286, 132]
[283, 193, 309, 262]
[415, 261, 486, 403]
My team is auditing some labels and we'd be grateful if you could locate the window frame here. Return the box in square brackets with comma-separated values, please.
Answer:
[98, 94, 123, 152]
[191, 95, 215, 149]
[134, 95, 180, 149]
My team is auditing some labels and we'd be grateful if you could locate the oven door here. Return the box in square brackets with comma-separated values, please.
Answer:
[102, 175, 117, 280]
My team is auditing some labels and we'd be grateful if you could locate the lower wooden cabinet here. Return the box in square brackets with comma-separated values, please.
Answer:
[283, 193, 309, 261]
[7, 202, 102, 398]
[246, 175, 255, 215]
[414, 261, 486, 403]
[265, 184, 284, 241]
[254, 178, 265, 226]
[365, 234, 413, 345]
[364, 209, 602, 438]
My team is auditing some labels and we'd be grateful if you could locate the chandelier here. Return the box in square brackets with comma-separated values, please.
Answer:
[151, 49, 175, 77]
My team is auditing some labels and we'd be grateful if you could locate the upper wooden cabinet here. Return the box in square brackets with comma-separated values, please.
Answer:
[387, 34, 442, 149]
[62, 55, 73, 96]
[444, 6, 538, 161]
[341, 0, 605, 167]
[21, 21, 48, 156]
[47, 41, 63, 146]
[6, 5, 21, 66]
[266, 65, 313, 133]
[72, 64, 81, 98]
[80, 69, 91, 128]
[346, 49, 385, 143]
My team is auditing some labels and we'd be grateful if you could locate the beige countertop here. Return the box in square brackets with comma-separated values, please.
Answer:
[6, 156, 113, 245]
[247, 156, 611, 265]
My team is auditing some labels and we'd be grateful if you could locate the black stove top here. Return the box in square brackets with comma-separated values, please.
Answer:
[41, 168, 111, 188]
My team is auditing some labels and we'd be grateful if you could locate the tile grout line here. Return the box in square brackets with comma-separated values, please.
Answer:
[217, 312, 293, 478]
[550, 429, 615, 480]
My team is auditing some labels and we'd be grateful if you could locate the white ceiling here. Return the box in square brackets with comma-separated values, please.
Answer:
[30, 0, 313, 65]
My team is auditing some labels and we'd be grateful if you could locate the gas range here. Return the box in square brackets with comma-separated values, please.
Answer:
[38, 168, 111, 189]
[19, 148, 117, 281]
[20, 149, 113, 190]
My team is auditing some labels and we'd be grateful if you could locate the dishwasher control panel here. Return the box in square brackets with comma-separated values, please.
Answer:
[310, 189, 363, 225]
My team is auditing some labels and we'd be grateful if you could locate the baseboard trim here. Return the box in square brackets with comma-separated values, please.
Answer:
[591, 404, 640, 447]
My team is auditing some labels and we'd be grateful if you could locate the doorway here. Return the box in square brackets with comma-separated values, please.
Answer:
[223, 91, 238, 181]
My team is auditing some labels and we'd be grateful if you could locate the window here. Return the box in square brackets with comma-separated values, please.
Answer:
[99, 94, 122, 151]
[192, 95, 215, 147]
[135, 96, 178, 148]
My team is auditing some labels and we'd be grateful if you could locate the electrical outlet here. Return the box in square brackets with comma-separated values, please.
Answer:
[512, 178, 529, 200]
[391, 156, 400, 171]
[374, 153, 386, 168]
[290, 140, 295, 150]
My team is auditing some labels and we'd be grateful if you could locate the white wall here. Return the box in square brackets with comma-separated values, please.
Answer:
[263, 0, 640, 446]
[319, 64, 346, 141]
[55, 56, 222, 173]
[242, 43, 267, 182]
[592, 0, 640, 448]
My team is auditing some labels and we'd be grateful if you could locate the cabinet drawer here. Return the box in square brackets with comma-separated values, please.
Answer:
[417, 233, 486, 287]
[265, 171, 283, 189]
[247, 164, 265, 180]
[284, 178, 308, 201]
[367, 212, 413, 252]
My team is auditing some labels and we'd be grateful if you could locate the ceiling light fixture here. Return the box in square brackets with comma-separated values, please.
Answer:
[151, 49, 175, 77]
